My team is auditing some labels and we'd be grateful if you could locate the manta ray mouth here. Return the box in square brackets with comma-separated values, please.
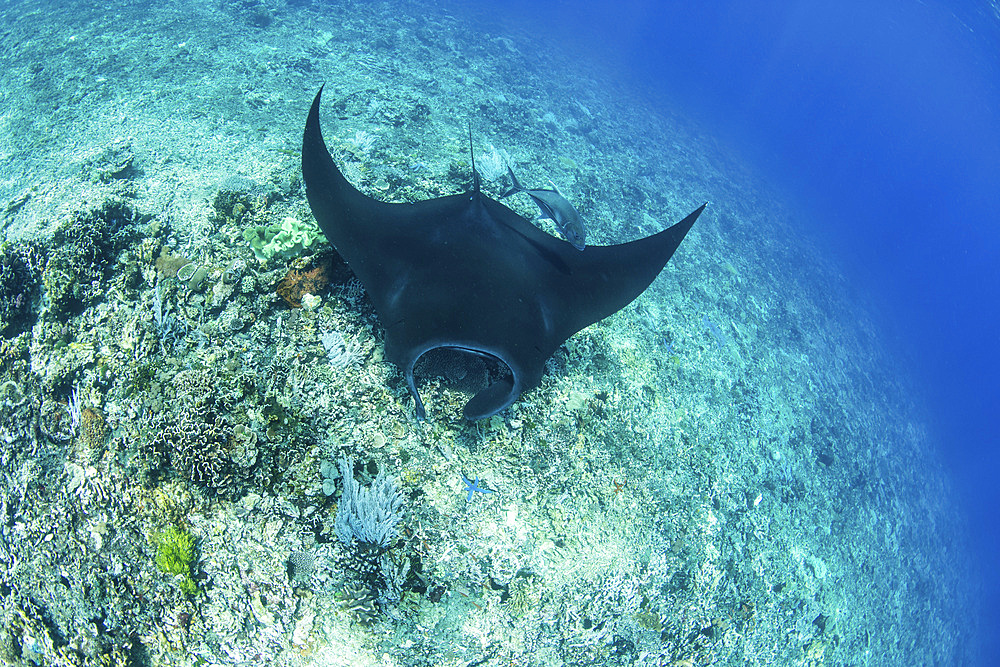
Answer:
[406, 345, 520, 421]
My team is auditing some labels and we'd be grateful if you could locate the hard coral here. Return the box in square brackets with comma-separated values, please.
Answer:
[147, 407, 237, 496]
[43, 202, 138, 317]
[79, 406, 109, 450]
[142, 369, 256, 499]
[0, 242, 44, 337]
[337, 584, 379, 625]
[244, 216, 321, 262]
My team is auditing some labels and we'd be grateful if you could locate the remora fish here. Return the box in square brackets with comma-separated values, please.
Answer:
[502, 166, 587, 250]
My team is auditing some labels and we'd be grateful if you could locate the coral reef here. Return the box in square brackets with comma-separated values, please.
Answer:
[142, 369, 259, 499]
[336, 584, 379, 626]
[0, 1, 974, 665]
[332, 456, 411, 611]
[147, 406, 237, 495]
[79, 406, 109, 451]
[244, 215, 322, 262]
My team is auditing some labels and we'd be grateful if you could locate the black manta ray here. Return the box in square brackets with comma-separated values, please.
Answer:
[302, 87, 705, 421]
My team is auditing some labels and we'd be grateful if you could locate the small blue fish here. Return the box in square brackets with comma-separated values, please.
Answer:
[502, 166, 587, 250]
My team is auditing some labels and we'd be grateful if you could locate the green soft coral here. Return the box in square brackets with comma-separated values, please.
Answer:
[243, 215, 321, 262]
[152, 525, 199, 595]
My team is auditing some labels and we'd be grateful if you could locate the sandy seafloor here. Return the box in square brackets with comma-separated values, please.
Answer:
[0, 0, 977, 665]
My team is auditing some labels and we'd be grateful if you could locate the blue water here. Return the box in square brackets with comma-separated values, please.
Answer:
[479, 0, 1000, 660]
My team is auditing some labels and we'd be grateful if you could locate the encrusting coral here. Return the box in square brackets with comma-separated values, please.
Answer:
[276, 255, 334, 308]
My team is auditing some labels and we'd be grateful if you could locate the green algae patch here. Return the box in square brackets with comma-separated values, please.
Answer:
[151, 525, 199, 596]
